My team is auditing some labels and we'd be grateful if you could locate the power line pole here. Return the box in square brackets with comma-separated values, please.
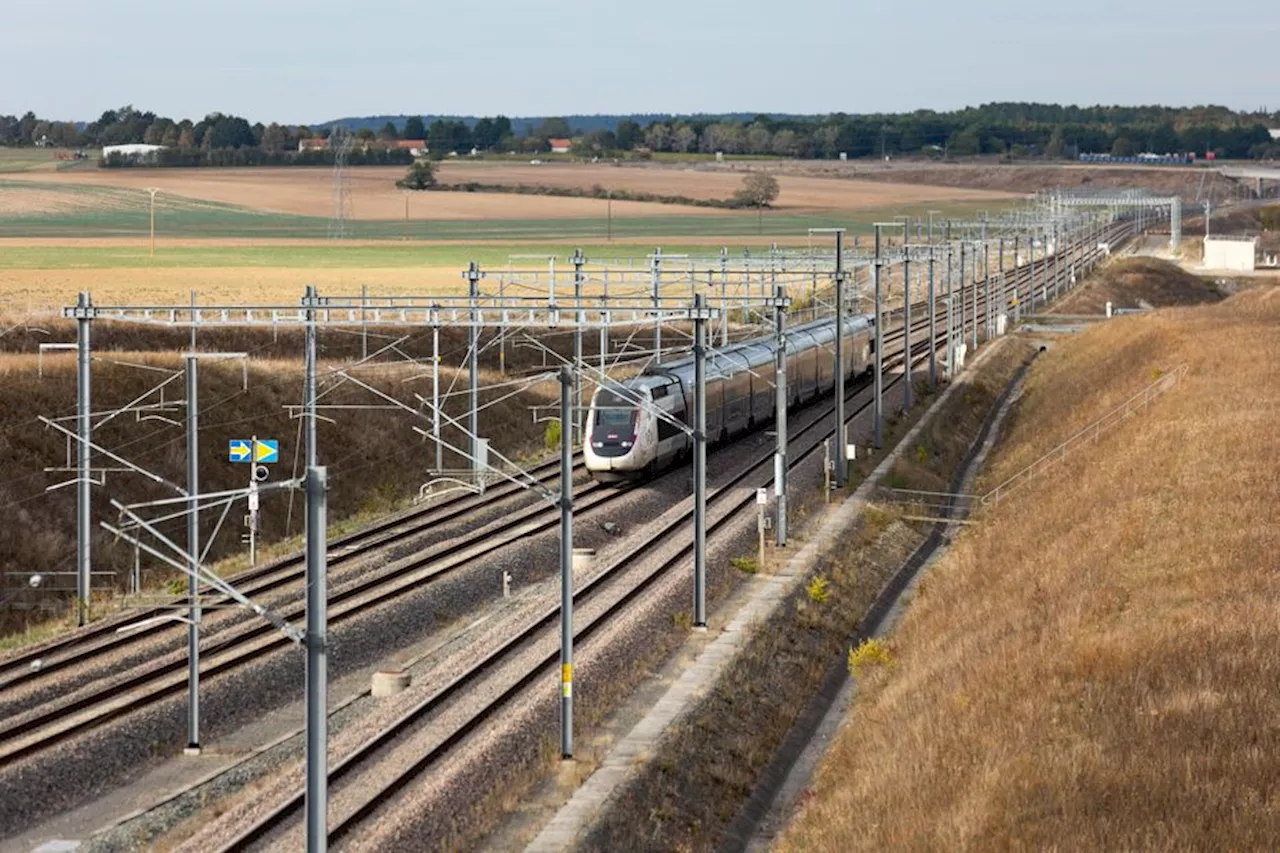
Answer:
[958, 240, 966, 361]
[693, 294, 708, 628]
[774, 281, 788, 546]
[75, 292, 92, 626]
[304, 286, 318, 469]
[304, 464, 328, 853]
[873, 224, 884, 449]
[147, 188, 159, 258]
[720, 247, 729, 348]
[902, 246, 913, 412]
[970, 236, 979, 352]
[997, 237, 1005, 333]
[927, 243, 937, 387]
[834, 230, 846, 488]
[184, 356, 201, 755]
[558, 366, 574, 758]
[466, 263, 483, 477]
[945, 239, 954, 378]
[982, 221, 990, 341]
[651, 248, 663, 364]
[571, 249, 586, 435]
[432, 311, 442, 472]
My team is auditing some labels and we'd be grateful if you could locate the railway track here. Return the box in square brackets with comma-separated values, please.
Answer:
[0, 223, 1128, 790]
[223, 329, 933, 851]
[0, 455, 586, 691]
[217, 229, 1129, 849]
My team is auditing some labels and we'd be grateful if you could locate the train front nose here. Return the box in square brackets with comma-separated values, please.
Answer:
[587, 390, 638, 474]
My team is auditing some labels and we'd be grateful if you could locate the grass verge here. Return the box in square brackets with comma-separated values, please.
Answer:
[776, 289, 1280, 851]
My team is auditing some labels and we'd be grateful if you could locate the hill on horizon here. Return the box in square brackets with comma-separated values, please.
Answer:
[313, 113, 799, 135]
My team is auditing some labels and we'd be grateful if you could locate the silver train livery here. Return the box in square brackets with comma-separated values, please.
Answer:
[584, 315, 875, 482]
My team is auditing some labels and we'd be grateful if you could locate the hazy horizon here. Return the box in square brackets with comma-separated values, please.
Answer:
[3, 0, 1276, 124]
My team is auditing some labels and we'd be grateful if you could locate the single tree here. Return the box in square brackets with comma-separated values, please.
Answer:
[735, 172, 780, 235]
[379, 121, 399, 140]
[397, 160, 437, 190]
[734, 172, 780, 208]
[403, 116, 426, 140]
[535, 116, 572, 139]
[614, 119, 640, 150]
[473, 117, 497, 150]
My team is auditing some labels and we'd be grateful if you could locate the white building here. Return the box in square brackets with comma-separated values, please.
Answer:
[101, 144, 166, 164]
[1202, 236, 1257, 271]
[1269, 129, 1280, 141]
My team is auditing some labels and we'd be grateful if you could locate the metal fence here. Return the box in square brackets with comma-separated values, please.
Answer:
[982, 363, 1189, 506]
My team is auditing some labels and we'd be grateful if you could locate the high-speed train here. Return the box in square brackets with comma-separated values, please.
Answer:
[584, 315, 875, 482]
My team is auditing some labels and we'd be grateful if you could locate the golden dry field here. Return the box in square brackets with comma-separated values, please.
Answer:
[0, 160, 1017, 312]
[776, 287, 1280, 851]
[1, 162, 1016, 220]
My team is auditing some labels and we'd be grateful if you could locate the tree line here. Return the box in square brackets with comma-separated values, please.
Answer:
[2, 102, 1278, 163]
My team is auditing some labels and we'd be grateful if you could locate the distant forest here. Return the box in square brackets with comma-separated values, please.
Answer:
[2, 103, 1277, 165]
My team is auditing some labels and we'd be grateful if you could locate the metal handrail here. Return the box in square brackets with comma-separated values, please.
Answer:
[982, 364, 1189, 506]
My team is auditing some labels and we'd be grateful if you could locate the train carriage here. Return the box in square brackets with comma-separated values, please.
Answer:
[585, 313, 875, 482]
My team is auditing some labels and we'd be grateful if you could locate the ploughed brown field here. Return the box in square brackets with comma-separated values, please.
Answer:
[2, 162, 1016, 220]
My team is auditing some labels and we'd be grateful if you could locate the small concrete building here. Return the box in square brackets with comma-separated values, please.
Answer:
[1202, 235, 1257, 271]
[101, 143, 165, 164]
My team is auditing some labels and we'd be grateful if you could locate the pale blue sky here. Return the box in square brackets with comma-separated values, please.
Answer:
[3, 0, 1276, 122]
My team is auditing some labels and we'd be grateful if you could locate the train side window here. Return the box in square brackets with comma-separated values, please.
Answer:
[657, 415, 682, 441]
[652, 384, 668, 399]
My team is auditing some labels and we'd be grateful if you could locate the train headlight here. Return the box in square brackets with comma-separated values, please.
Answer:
[592, 441, 603, 449]
[620, 441, 633, 448]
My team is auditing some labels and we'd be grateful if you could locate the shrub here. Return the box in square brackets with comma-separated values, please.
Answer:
[397, 160, 437, 191]
[543, 417, 562, 450]
[731, 556, 759, 574]
[847, 638, 894, 677]
[806, 574, 831, 604]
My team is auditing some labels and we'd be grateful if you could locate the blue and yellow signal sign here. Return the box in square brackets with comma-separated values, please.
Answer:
[230, 439, 278, 464]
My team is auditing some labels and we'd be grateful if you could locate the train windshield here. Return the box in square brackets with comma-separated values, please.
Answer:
[594, 390, 638, 429]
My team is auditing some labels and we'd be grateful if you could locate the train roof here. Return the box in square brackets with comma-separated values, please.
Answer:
[642, 312, 872, 381]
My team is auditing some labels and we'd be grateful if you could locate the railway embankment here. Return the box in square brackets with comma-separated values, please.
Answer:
[774, 290, 1280, 850]
[0, 337, 568, 641]
[524, 335, 1038, 853]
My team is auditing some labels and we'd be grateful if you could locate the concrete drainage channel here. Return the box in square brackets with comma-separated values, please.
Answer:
[526, 336, 1036, 853]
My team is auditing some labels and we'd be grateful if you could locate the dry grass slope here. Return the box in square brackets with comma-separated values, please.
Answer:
[776, 290, 1280, 851]
[1055, 256, 1223, 314]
